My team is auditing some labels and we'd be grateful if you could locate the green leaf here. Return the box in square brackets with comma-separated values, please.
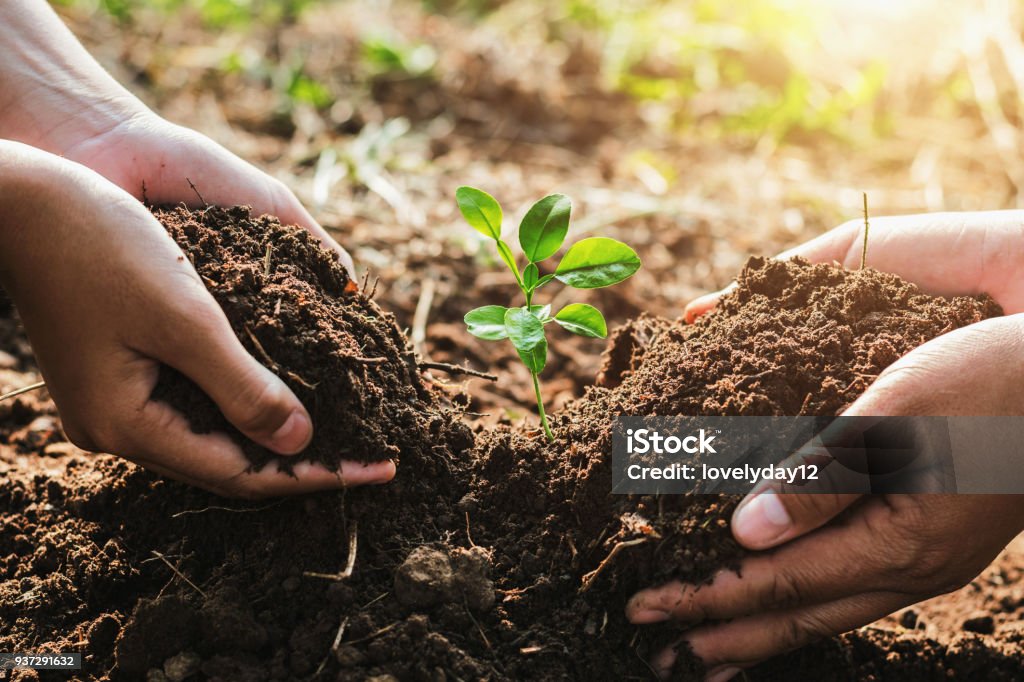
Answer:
[528, 304, 552, 321]
[464, 305, 509, 340]
[523, 263, 539, 291]
[554, 237, 641, 289]
[554, 303, 607, 338]
[495, 239, 522, 286]
[519, 194, 571, 263]
[517, 338, 548, 374]
[504, 307, 545, 352]
[532, 273, 556, 291]
[456, 186, 503, 240]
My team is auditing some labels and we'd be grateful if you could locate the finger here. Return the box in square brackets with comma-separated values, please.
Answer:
[779, 211, 1024, 311]
[684, 210, 1024, 320]
[147, 299, 313, 455]
[683, 285, 734, 323]
[627, 514, 883, 625]
[730, 491, 861, 550]
[126, 399, 394, 497]
[240, 458, 397, 497]
[142, 124, 356, 277]
[657, 590, 907, 678]
[843, 315, 1024, 417]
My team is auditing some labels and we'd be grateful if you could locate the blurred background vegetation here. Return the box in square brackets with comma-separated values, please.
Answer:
[48, 0, 1024, 411]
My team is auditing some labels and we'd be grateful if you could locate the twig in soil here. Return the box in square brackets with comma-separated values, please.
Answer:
[0, 380, 46, 402]
[578, 538, 648, 593]
[411, 278, 436, 360]
[860, 192, 870, 270]
[263, 243, 273, 277]
[314, 617, 349, 677]
[150, 550, 206, 597]
[185, 177, 207, 205]
[464, 602, 492, 650]
[347, 355, 387, 365]
[304, 520, 359, 581]
[170, 501, 282, 518]
[244, 326, 278, 369]
[362, 275, 379, 299]
[341, 621, 399, 646]
[417, 361, 497, 382]
[465, 511, 477, 548]
[360, 591, 389, 609]
[286, 371, 319, 390]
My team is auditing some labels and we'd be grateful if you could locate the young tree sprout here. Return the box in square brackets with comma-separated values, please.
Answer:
[861, 191, 870, 270]
[455, 186, 641, 440]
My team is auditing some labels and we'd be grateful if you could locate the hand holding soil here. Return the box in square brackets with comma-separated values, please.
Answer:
[0, 1, 388, 495]
[0, 141, 391, 496]
[630, 211, 1024, 679]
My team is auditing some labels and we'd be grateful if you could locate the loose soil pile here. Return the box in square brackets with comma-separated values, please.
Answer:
[1, 209, 1021, 681]
[150, 205, 463, 472]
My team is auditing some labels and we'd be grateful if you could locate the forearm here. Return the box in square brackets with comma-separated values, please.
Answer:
[0, 1, 146, 154]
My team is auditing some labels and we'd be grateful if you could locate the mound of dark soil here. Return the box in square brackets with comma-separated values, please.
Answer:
[150, 205, 449, 471]
[466, 255, 1004, 679]
[1, 214, 1019, 682]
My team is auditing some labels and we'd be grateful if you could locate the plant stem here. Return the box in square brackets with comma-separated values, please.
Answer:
[531, 370, 554, 441]
[860, 191, 870, 270]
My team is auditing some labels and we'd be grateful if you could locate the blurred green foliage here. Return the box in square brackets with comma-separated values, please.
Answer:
[53, 0, 894, 145]
[361, 34, 437, 78]
[553, 0, 889, 143]
[52, 0, 314, 26]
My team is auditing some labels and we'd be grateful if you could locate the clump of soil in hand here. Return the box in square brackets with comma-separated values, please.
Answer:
[616, 255, 1002, 417]
[150, 205, 452, 471]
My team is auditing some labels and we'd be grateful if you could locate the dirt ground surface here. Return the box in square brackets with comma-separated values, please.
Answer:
[3, 2, 1024, 680]
[3, 223, 1023, 681]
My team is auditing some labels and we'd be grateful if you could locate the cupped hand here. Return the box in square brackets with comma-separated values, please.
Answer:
[58, 110, 357, 277]
[630, 211, 1024, 680]
[0, 141, 393, 497]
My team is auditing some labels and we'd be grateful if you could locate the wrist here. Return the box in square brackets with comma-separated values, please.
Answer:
[0, 2, 149, 156]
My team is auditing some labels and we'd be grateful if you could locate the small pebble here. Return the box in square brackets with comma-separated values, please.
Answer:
[962, 613, 995, 635]
[163, 651, 201, 682]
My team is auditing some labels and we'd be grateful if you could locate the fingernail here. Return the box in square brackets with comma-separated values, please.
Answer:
[733, 493, 791, 547]
[269, 410, 311, 453]
[630, 608, 670, 624]
[705, 666, 741, 682]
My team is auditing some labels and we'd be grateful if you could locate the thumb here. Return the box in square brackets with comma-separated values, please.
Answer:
[683, 283, 735, 324]
[731, 418, 876, 550]
[156, 312, 313, 456]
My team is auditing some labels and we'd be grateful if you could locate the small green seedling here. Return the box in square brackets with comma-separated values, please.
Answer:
[455, 186, 642, 440]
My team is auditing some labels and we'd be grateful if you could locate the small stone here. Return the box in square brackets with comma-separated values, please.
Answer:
[456, 493, 479, 513]
[333, 645, 366, 667]
[163, 651, 201, 682]
[394, 546, 455, 609]
[27, 416, 56, 433]
[42, 442, 80, 458]
[450, 546, 495, 613]
[899, 609, 918, 629]
[963, 613, 995, 635]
